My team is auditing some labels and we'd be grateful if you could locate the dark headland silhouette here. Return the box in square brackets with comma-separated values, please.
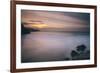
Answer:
[21, 23, 40, 35]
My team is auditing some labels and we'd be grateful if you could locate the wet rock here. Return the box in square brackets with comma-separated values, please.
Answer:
[76, 44, 86, 52]
[64, 57, 70, 60]
[71, 50, 79, 58]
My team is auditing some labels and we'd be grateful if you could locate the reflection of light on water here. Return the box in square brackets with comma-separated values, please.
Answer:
[21, 32, 90, 62]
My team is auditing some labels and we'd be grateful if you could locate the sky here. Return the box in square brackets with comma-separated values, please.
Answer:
[21, 10, 90, 32]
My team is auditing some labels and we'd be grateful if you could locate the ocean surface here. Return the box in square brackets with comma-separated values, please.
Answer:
[21, 32, 90, 62]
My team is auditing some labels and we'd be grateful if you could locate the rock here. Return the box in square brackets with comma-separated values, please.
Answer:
[76, 44, 86, 52]
[64, 57, 70, 60]
[71, 50, 79, 58]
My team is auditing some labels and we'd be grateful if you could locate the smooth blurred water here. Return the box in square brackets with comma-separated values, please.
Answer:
[21, 32, 90, 62]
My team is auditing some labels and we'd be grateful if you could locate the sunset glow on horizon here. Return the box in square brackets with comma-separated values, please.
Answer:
[32, 24, 48, 28]
[21, 10, 90, 32]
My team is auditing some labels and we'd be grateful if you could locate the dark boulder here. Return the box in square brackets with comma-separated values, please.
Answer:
[71, 50, 79, 58]
[64, 57, 70, 60]
[76, 44, 86, 52]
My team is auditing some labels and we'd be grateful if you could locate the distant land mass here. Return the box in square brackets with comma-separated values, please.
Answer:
[21, 23, 40, 35]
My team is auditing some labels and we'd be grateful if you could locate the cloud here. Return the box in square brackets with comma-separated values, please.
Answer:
[21, 10, 90, 32]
